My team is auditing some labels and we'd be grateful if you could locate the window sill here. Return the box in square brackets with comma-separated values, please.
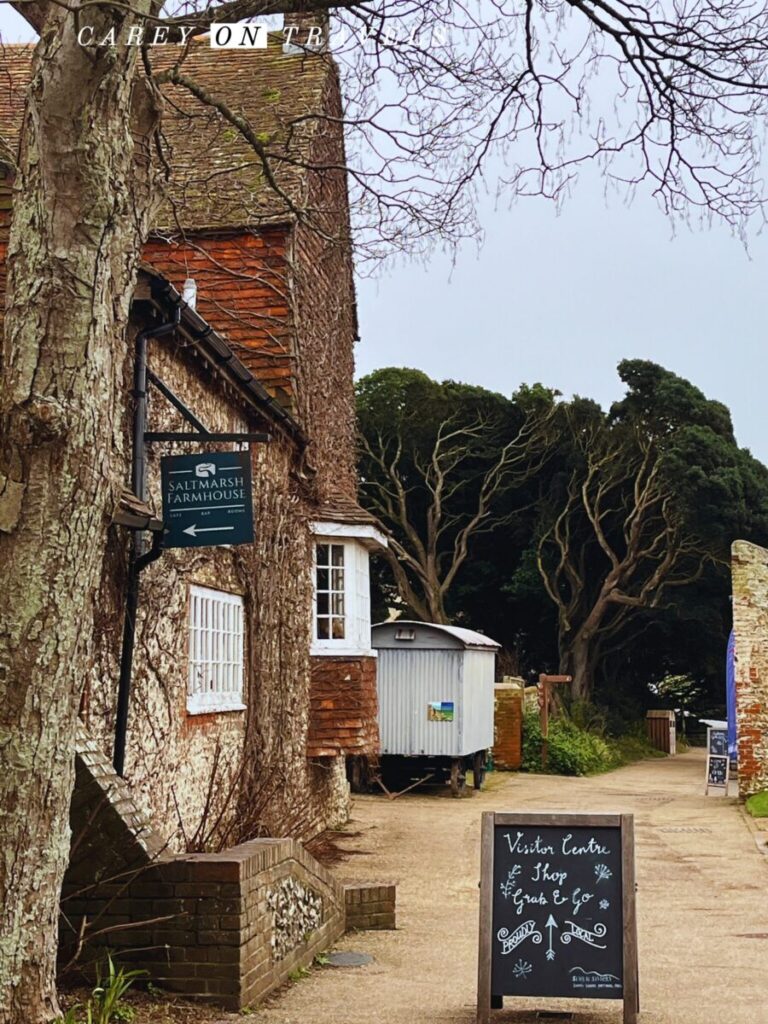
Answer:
[310, 645, 377, 659]
[186, 701, 247, 717]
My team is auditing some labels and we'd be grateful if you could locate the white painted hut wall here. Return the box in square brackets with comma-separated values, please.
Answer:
[377, 648, 464, 756]
[459, 649, 496, 756]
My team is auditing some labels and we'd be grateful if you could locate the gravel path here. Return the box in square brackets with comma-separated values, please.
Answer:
[253, 751, 768, 1024]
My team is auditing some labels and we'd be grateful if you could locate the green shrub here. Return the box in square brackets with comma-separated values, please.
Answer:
[521, 709, 662, 776]
[610, 723, 666, 765]
[746, 791, 768, 818]
[522, 709, 618, 776]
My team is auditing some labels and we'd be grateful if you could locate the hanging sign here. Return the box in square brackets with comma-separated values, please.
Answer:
[705, 726, 730, 795]
[160, 450, 254, 548]
[477, 812, 638, 1024]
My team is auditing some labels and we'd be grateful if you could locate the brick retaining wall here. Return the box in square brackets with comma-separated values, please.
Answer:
[61, 727, 390, 1010]
[343, 882, 396, 931]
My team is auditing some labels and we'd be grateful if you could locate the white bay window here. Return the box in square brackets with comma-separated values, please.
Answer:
[315, 542, 347, 641]
[311, 521, 386, 656]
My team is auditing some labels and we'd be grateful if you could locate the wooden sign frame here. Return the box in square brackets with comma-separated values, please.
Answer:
[477, 811, 639, 1024]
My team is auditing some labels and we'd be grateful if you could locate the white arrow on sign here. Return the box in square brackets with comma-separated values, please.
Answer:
[545, 915, 559, 961]
[183, 524, 236, 538]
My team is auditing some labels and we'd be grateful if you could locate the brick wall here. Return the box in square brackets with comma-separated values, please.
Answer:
[62, 731, 347, 1010]
[732, 540, 768, 797]
[343, 882, 396, 931]
[65, 840, 347, 1010]
[307, 656, 379, 758]
[492, 681, 523, 770]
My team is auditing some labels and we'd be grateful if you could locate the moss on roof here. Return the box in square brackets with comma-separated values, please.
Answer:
[0, 34, 335, 230]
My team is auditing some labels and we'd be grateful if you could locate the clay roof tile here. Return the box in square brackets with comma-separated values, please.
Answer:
[0, 34, 334, 230]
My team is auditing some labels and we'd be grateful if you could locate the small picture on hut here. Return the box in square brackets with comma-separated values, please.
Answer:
[428, 701, 455, 722]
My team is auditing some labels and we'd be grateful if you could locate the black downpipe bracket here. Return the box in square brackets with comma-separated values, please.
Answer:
[113, 310, 180, 776]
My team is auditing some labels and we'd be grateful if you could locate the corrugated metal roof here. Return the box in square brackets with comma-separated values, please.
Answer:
[372, 620, 501, 650]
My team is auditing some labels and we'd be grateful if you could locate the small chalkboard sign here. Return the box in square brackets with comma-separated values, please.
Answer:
[708, 728, 728, 757]
[705, 727, 730, 795]
[708, 756, 728, 786]
[477, 812, 638, 1024]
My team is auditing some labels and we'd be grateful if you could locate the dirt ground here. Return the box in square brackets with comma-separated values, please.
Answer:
[254, 750, 768, 1024]
[91, 750, 768, 1024]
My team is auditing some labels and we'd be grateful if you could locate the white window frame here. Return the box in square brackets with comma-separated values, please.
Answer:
[311, 522, 385, 657]
[314, 540, 348, 646]
[187, 584, 246, 715]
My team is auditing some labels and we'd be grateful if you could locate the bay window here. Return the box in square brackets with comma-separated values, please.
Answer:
[311, 522, 385, 655]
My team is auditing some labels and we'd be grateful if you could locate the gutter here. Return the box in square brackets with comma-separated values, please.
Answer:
[145, 272, 307, 449]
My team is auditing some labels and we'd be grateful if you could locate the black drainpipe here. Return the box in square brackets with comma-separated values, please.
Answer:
[113, 308, 180, 776]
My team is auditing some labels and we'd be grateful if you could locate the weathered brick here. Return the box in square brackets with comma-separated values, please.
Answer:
[492, 681, 524, 770]
[344, 880, 397, 932]
[733, 541, 768, 797]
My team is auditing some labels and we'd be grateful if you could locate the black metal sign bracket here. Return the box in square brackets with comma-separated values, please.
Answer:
[115, 317, 271, 776]
[145, 431, 271, 443]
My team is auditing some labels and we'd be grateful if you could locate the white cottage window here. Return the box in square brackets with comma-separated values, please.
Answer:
[311, 524, 385, 656]
[187, 585, 246, 714]
[315, 542, 347, 641]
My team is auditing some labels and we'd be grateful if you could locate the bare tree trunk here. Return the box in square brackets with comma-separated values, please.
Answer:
[424, 574, 448, 624]
[560, 636, 595, 702]
[0, 17, 159, 1022]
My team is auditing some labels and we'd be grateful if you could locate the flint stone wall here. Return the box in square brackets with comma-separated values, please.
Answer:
[61, 729, 346, 1010]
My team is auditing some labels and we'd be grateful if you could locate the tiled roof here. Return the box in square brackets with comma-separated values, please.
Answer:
[141, 264, 305, 443]
[312, 497, 381, 529]
[0, 35, 335, 229]
[144, 231, 295, 405]
[0, 37, 338, 406]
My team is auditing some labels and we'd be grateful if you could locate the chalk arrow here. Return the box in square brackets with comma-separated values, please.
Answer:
[183, 524, 235, 538]
[545, 915, 558, 961]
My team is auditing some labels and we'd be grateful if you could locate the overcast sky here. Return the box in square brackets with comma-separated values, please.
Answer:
[356, 181, 768, 463]
[2, 6, 765, 463]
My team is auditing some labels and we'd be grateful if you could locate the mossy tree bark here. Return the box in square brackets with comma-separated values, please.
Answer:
[0, 10, 161, 1021]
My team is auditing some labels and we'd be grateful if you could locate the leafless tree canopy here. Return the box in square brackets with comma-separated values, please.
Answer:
[360, 405, 552, 622]
[536, 411, 713, 698]
[9, 0, 768, 258]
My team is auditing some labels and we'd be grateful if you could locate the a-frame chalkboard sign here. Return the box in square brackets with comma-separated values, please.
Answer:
[705, 726, 730, 795]
[477, 812, 638, 1024]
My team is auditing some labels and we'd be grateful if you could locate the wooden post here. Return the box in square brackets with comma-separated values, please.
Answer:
[621, 813, 639, 1024]
[477, 812, 494, 1024]
[538, 674, 572, 770]
[538, 674, 549, 770]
